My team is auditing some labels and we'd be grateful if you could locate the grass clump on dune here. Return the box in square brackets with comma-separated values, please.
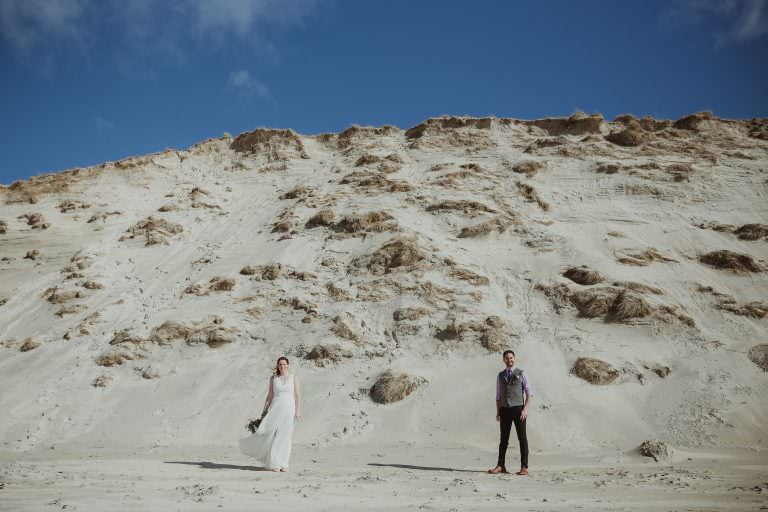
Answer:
[699, 250, 763, 273]
[370, 370, 426, 404]
[571, 357, 620, 385]
[563, 266, 604, 285]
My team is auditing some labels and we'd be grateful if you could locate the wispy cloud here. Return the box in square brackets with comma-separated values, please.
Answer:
[0, 0, 323, 73]
[94, 116, 115, 132]
[660, 0, 768, 44]
[227, 70, 270, 98]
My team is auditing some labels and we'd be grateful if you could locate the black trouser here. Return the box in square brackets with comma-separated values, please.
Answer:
[497, 406, 528, 468]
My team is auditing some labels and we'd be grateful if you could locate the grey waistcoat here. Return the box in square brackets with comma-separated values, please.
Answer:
[498, 368, 525, 408]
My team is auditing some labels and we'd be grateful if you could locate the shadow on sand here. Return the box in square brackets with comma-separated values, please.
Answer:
[367, 463, 482, 474]
[165, 461, 268, 472]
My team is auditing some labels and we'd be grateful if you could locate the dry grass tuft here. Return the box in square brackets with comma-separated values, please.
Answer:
[640, 440, 673, 462]
[299, 344, 352, 367]
[596, 163, 621, 174]
[157, 203, 181, 212]
[18, 213, 50, 230]
[148, 320, 238, 347]
[0, 220, 6, 234]
[612, 281, 665, 295]
[393, 307, 429, 321]
[272, 220, 292, 233]
[110, 329, 143, 345]
[458, 217, 510, 238]
[405, 116, 493, 139]
[336, 124, 400, 149]
[571, 287, 620, 318]
[571, 357, 619, 385]
[19, 338, 41, 352]
[208, 277, 236, 292]
[734, 224, 768, 241]
[749, 344, 768, 371]
[717, 301, 768, 318]
[44, 287, 83, 304]
[449, 267, 490, 286]
[563, 266, 604, 285]
[281, 297, 318, 315]
[354, 153, 402, 167]
[325, 282, 350, 300]
[331, 316, 359, 343]
[363, 237, 425, 275]
[55, 304, 87, 317]
[280, 185, 308, 200]
[617, 248, 677, 266]
[426, 200, 496, 214]
[527, 113, 603, 136]
[674, 111, 712, 131]
[745, 118, 768, 140]
[516, 182, 550, 211]
[370, 370, 426, 404]
[95, 351, 137, 367]
[87, 211, 121, 223]
[58, 200, 90, 213]
[335, 211, 397, 234]
[605, 127, 648, 147]
[306, 209, 336, 229]
[534, 282, 573, 313]
[81, 280, 104, 290]
[699, 250, 763, 273]
[2, 168, 86, 204]
[230, 128, 309, 160]
[512, 161, 544, 177]
[121, 216, 183, 245]
[92, 374, 111, 388]
[609, 291, 653, 321]
[184, 276, 236, 295]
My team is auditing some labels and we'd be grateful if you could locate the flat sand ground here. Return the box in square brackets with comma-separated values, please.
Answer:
[1, 445, 766, 511]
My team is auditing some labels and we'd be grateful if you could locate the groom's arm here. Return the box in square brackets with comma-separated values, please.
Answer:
[495, 375, 502, 421]
[521, 371, 534, 421]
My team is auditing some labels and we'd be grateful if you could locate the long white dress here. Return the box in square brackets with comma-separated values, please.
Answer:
[239, 374, 296, 469]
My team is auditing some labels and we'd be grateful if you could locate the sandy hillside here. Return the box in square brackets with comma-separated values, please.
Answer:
[0, 112, 767, 510]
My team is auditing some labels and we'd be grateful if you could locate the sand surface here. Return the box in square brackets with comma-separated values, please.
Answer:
[2, 445, 767, 511]
[1, 113, 767, 510]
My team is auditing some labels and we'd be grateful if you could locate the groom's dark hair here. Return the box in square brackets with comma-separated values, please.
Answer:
[502, 350, 515, 357]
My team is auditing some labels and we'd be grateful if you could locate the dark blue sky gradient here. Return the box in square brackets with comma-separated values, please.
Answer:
[1, 0, 766, 183]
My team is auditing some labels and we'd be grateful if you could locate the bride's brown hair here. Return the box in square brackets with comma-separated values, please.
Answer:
[274, 356, 290, 376]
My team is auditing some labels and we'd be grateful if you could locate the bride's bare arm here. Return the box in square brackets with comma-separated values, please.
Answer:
[294, 376, 301, 419]
[262, 375, 274, 416]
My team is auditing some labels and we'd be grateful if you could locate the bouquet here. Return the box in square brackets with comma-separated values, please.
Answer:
[245, 417, 262, 434]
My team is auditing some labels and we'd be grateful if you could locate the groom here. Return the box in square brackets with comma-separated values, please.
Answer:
[488, 350, 533, 476]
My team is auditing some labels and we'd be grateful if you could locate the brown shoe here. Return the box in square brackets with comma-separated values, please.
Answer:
[516, 467, 529, 476]
[488, 466, 507, 474]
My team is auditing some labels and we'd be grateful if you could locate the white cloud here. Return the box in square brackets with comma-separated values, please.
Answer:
[227, 70, 270, 98]
[0, 0, 323, 72]
[660, 0, 768, 44]
[94, 116, 115, 132]
[0, 0, 87, 50]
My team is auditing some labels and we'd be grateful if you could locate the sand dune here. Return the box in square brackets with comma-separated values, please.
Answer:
[1, 112, 767, 510]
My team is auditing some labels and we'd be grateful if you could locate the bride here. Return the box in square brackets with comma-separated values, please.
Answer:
[239, 356, 301, 471]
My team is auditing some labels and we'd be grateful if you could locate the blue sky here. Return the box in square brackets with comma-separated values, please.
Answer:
[1, 0, 767, 184]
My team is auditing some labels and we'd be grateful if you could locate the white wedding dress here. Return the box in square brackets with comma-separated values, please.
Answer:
[239, 374, 296, 469]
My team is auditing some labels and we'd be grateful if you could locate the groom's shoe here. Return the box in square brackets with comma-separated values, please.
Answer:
[488, 466, 507, 474]
[516, 467, 529, 476]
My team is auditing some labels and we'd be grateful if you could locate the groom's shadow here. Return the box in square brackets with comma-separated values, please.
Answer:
[367, 463, 482, 473]
[164, 461, 269, 472]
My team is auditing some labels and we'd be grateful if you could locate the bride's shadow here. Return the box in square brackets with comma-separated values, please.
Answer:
[367, 463, 482, 473]
[165, 461, 269, 472]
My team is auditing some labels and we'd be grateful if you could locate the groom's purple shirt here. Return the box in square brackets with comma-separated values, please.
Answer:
[495, 366, 533, 401]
